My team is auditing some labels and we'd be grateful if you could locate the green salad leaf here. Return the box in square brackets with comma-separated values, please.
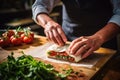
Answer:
[0, 52, 72, 80]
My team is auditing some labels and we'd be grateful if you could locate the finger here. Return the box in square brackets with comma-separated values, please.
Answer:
[68, 37, 88, 54]
[74, 45, 90, 56]
[69, 41, 86, 55]
[57, 27, 67, 43]
[44, 30, 51, 41]
[48, 31, 58, 44]
[68, 38, 82, 52]
[82, 47, 94, 59]
[52, 28, 65, 46]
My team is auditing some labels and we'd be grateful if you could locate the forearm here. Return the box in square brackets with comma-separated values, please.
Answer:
[94, 22, 120, 43]
[32, 0, 61, 27]
[94, 0, 120, 43]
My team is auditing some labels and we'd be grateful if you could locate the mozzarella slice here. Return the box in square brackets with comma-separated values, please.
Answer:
[47, 44, 69, 52]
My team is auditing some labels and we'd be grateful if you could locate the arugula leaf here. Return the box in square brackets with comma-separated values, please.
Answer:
[0, 52, 74, 80]
[0, 53, 55, 80]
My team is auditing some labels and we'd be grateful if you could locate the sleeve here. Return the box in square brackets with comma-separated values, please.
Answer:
[32, 0, 61, 22]
[108, 0, 120, 27]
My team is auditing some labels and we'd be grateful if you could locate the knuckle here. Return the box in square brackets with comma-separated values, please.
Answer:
[55, 23, 60, 27]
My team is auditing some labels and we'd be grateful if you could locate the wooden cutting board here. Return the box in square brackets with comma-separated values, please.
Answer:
[0, 35, 116, 80]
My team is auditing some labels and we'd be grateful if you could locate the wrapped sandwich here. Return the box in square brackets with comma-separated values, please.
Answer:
[46, 44, 82, 62]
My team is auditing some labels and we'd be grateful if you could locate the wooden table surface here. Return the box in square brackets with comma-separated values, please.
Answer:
[0, 35, 117, 80]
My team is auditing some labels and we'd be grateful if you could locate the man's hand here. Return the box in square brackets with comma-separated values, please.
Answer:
[67, 22, 120, 59]
[44, 21, 67, 46]
[36, 14, 67, 46]
[67, 35, 103, 59]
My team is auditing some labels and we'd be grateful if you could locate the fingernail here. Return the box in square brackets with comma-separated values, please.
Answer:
[64, 38, 67, 42]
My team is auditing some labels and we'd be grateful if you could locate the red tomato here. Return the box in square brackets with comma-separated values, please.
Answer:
[10, 36, 14, 41]
[17, 31, 24, 36]
[61, 52, 68, 56]
[15, 27, 24, 36]
[30, 32, 34, 39]
[20, 30, 34, 42]
[48, 51, 57, 56]
[0, 38, 4, 47]
[4, 37, 11, 45]
[2, 30, 15, 38]
[0, 36, 11, 47]
[23, 36, 33, 44]
[20, 33, 25, 40]
[10, 36, 22, 46]
[68, 57, 75, 62]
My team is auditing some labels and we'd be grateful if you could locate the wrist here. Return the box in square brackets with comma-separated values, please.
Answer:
[92, 34, 105, 45]
[36, 13, 53, 28]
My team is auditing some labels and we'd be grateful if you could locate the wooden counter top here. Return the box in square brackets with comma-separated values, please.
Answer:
[0, 35, 116, 80]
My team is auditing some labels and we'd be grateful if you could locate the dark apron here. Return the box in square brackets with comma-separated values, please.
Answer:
[61, 0, 117, 50]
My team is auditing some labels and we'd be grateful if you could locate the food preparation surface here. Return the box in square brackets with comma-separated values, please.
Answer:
[0, 35, 116, 80]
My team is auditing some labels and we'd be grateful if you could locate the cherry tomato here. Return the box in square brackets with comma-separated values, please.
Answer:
[0, 38, 4, 47]
[23, 36, 33, 44]
[10, 35, 22, 46]
[17, 31, 24, 36]
[30, 32, 34, 39]
[15, 26, 24, 36]
[0, 36, 11, 47]
[2, 30, 15, 38]
[20, 33, 25, 40]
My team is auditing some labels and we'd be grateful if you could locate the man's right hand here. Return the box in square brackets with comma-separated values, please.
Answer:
[44, 20, 67, 46]
[36, 14, 67, 46]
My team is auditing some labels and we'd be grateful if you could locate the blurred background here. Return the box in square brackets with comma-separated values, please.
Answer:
[0, 0, 62, 36]
[0, 0, 120, 51]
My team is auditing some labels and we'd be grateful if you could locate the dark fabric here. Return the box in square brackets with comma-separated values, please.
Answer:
[61, 0, 117, 49]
